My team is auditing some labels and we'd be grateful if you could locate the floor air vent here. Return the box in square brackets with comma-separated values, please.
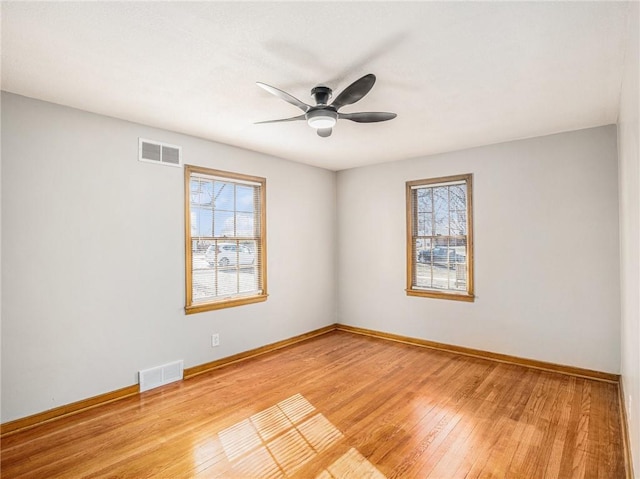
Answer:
[139, 360, 184, 392]
[138, 138, 182, 167]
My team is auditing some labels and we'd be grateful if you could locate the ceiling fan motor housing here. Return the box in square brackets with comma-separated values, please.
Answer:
[311, 86, 332, 105]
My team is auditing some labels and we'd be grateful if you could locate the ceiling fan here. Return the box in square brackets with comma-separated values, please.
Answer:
[255, 74, 396, 137]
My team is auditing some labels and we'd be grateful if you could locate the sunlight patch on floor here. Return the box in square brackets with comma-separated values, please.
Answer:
[217, 393, 382, 478]
[316, 448, 386, 479]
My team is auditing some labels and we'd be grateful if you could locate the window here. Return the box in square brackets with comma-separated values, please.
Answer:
[185, 165, 267, 313]
[406, 174, 474, 301]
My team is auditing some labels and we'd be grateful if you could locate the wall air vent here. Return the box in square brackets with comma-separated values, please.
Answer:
[139, 360, 184, 392]
[138, 138, 182, 167]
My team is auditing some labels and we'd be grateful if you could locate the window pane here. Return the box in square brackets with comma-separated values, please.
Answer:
[236, 185, 255, 213]
[416, 188, 432, 213]
[430, 261, 451, 290]
[453, 264, 467, 291]
[191, 208, 213, 237]
[414, 238, 434, 289]
[449, 185, 466, 211]
[450, 210, 466, 236]
[214, 181, 234, 210]
[239, 266, 259, 293]
[191, 179, 213, 206]
[414, 262, 433, 289]
[417, 212, 433, 237]
[433, 187, 449, 236]
[236, 212, 255, 237]
[217, 267, 239, 297]
[416, 238, 434, 265]
[215, 210, 235, 237]
[193, 269, 217, 303]
[447, 265, 457, 290]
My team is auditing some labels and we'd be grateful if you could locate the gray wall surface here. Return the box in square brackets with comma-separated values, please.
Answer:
[337, 126, 621, 374]
[1, 93, 338, 422]
[0, 92, 626, 435]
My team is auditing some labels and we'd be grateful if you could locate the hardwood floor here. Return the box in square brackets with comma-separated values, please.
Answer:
[0, 331, 625, 478]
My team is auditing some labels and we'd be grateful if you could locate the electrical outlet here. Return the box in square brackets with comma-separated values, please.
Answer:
[211, 333, 220, 347]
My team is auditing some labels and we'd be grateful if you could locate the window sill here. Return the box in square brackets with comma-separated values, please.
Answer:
[406, 289, 475, 302]
[185, 294, 268, 314]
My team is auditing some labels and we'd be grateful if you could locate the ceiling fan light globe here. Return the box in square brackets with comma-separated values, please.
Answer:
[306, 109, 337, 129]
[308, 116, 336, 129]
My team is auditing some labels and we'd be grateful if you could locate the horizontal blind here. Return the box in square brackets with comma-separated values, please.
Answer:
[186, 166, 266, 310]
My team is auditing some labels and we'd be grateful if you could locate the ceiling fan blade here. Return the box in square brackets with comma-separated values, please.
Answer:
[338, 112, 397, 123]
[330, 74, 376, 110]
[256, 82, 311, 112]
[317, 128, 332, 138]
[255, 114, 306, 124]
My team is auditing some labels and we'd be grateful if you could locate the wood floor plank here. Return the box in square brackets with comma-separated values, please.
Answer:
[0, 331, 625, 478]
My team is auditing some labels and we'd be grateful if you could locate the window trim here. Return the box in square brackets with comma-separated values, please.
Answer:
[406, 173, 474, 302]
[184, 164, 267, 314]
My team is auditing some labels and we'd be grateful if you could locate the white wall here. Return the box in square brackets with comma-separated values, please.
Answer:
[0, 93, 337, 422]
[618, 2, 639, 475]
[338, 126, 620, 373]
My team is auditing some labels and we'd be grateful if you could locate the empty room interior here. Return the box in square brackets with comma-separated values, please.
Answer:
[1, 2, 639, 478]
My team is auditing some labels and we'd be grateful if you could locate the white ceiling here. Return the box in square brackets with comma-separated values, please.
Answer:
[1, 1, 633, 171]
